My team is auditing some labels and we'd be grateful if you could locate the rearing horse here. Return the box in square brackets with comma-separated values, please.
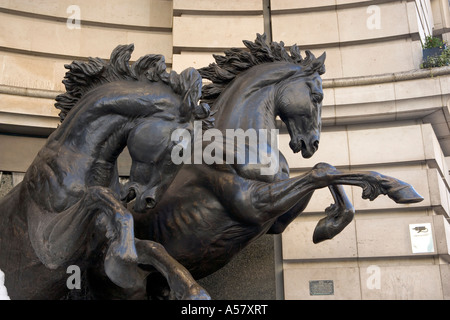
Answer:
[125, 34, 423, 298]
[0, 44, 210, 299]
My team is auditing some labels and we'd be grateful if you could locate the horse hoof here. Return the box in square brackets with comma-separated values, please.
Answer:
[387, 183, 424, 204]
[312, 219, 332, 244]
[312, 205, 354, 244]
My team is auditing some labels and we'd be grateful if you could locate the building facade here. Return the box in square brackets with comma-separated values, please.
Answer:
[1, 0, 450, 299]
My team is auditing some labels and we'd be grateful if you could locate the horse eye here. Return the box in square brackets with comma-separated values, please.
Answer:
[312, 93, 323, 104]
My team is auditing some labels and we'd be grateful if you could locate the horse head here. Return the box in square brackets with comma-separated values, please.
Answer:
[275, 51, 326, 158]
[199, 33, 326, 160]
[121, 118, 190, 213]
[121, 68, 211, 213]
[55, 44, 211, 213]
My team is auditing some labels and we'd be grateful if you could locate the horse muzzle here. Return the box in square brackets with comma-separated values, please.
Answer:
[120, 183, 158, 213]
[290, 136, 319, 158]
[133, 188, 158, 213]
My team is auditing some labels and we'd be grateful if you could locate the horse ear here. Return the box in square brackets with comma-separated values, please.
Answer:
[194, 102, 211, 120]
[312, 52, 326, 75]
[302, 50, 326, 75]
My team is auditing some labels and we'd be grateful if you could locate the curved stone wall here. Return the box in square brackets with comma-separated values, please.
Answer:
[0, 0, 173, 134]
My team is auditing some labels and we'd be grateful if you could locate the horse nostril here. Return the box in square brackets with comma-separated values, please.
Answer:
[145, 197, 156, 209]
[122, 187, 136, 202]
[313, 140, 319, 151]
[300, 139, 306, 150]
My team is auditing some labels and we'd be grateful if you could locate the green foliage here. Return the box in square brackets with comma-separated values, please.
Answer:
[421, 47, 450, 68]
[421, 36, 449, 68]
[423, 36, 445, 49]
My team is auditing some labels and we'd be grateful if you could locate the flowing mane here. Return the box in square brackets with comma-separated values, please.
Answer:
[198, 33, 326, 108]
[55, 44, 206, 122]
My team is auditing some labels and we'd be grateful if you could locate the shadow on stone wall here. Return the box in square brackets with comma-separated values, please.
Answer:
[0, 172, 13, 198]
[198, 234, 276, 300]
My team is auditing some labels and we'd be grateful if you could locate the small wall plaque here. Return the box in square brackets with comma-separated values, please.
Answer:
[309, 280, 334, 296]
[409, 223, 434, 253]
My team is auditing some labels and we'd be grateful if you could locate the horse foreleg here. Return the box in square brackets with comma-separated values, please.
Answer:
[267, 191, 314, 234]
[267, 185, 354, 243]
[135, 239, 210, 300]
[87, 187, 139, 289]
[251, 163, 422, 240]
[308, 163, 424, 204]
[312, 185, 355, 243]
[30, 186, 138, 288]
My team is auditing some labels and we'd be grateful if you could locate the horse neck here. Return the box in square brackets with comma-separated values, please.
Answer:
[55, 81, 171, 152]
[213, 62, 296, 132]
[215, 86, 276, 134]
[49, 111, 133, 186]
[49, 81, 176, 184]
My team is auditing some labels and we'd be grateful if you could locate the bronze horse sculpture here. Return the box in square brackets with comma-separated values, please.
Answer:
[0, 35, 425, 300]
[0, 44, 210, 299]
[102, 34, 422, 299]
